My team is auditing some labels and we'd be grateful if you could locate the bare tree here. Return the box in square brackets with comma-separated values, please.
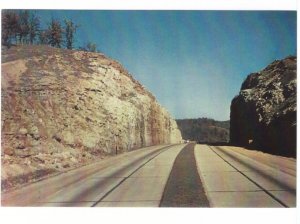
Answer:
[28, 12, 40, 44]
[38, 30, 48, 45]
[18, 10, 30, 44]
[2, 10, 19, 46]
[64, 19, 78, 49]
[47, 18, 63, 48]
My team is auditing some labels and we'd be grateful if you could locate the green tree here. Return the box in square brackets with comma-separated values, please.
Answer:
[86, 42, 97, 52]
[64, 19, 78, 49]
[79, 42, 98, 52]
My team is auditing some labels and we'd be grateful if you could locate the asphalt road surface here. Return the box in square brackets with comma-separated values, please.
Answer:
[1, 143, 296, 207]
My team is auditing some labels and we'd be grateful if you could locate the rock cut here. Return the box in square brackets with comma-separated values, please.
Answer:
[230, 56, 296, 157]
[1, 45, 182, 189]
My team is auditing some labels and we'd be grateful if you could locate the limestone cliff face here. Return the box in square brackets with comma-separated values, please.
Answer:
[230, 56, 296, 157]
[1, 45, 182, 186]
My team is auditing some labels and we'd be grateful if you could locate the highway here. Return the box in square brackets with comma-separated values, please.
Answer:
[1, 143, 296, 207]
[2, 144, 185, 207]
[195, 145, 296, 207]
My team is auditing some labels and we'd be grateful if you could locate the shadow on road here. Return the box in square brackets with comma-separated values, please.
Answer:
[197, 141, 231, 146]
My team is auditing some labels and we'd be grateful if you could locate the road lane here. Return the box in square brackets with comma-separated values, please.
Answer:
[2, 144, 185, 207]
[218, 146, 296, 176]
[95, 144, 185, 207]
[212, 146, 296, 207]
[3, 142, 295, 208]
[194, 144, 296, 207]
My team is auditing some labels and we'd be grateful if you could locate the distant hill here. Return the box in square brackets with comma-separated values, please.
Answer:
[176, 118, 230, 143]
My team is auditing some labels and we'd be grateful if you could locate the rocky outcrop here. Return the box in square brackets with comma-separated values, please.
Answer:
[230, 56, 296, 157]
[1, 45, 182, 189]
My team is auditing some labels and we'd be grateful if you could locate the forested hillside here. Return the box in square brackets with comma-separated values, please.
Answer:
[176, 118, 229, 143]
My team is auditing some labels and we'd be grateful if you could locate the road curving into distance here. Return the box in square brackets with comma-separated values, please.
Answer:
[2, 143, 296, 207]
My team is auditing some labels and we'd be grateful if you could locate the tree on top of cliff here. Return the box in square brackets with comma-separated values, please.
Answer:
[64, 19, 79, 50]
[79, 42, 98, 52]
[2, 10, 41, 46]
[2, 10, 19, 46]
[18, 10, 30, 44]
[28, 12, 40, 44]
[47, 18, 63, 48]
[1, 10, 100, 53]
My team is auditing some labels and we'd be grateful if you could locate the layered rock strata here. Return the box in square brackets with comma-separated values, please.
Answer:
[1, 45, 182, 188]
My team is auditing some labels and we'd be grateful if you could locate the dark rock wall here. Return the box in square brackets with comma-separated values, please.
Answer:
[230, 56, 296, 157]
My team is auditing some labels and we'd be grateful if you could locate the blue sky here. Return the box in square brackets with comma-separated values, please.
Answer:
[34, 10, 296, 120]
